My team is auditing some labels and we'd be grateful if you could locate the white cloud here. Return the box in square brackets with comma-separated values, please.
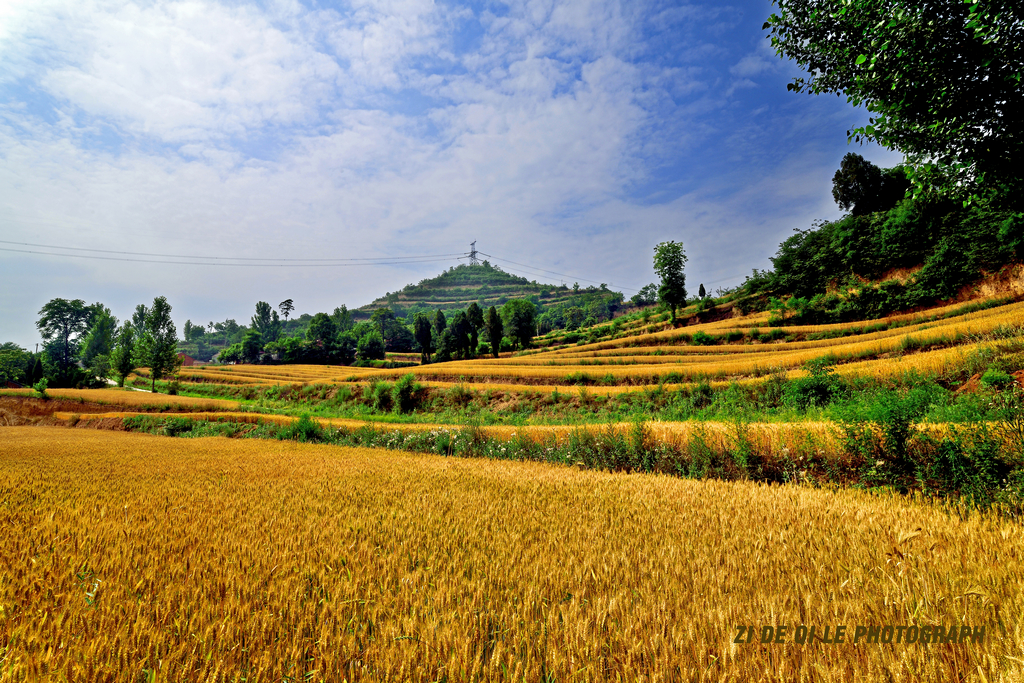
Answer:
[14, 1, 341, 144]
[0, 0, 891, 347]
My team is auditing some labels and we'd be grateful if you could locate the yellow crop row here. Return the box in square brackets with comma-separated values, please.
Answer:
[0, 387, 240, 411]
[3, 426, 1019, 681]
[542, 305, 1023, 361]
[501, 309, 1022, 371]
[550, 298, 1020, 355]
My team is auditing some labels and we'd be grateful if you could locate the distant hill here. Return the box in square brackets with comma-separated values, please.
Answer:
[355, 262, 624, 323]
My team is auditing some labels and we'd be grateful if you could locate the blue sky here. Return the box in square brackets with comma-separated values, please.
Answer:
[0, 0, 901, 347]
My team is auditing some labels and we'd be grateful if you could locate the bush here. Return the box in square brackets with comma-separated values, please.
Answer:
[278, 414, 325, 443]
[391, 373, 420, 414]
[691, 331, 716, 346]
[363, 381, 392, 412]
[981, 368, 1014, 388]
[787, 358, 844, 410]
[32, 378, 49, 400]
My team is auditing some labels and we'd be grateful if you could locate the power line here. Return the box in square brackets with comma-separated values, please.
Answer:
[0, 239, 466, 262]
[476, 251, 643, 293]
[0, 246, 467, 267]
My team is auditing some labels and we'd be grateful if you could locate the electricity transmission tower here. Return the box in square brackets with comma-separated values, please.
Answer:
[469, 241, 479, 265]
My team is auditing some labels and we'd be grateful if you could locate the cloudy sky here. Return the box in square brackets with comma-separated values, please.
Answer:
[0, 0, 901, 347]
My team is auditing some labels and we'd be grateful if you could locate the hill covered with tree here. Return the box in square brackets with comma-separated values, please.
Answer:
[356, 262, 624, 327]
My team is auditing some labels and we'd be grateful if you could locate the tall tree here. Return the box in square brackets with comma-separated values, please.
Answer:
[500, 299, 536, 351]
[279, 299, 294, 321]
[432, 309, 447, 338]
[832, 153, 910, 215]
[251, 301, 281, 345]
[79, 305, 118, 367]
[356, 331, 386, 361]
[485, 306, 503, 358]
[131, 304, 149, 337]
[764, 0, 1024, 197]
[36, 298, 91, 386]
[137, 296, 179, 393]
[449, 310, 473, 359]
[466, 302, 484, 353]
[241, 330, 263, 364]
[630, 283, 658, 307]
[653, 241, 688, 322]
[413, 312, 433, 364]
[306, 313, 338, 346]
[109, 322, 137, 387]
[331, 306, 354, 333]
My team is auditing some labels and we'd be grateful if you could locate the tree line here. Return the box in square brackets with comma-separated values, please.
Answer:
[0, 296, 179, 392]
[218, 297, 540, 366]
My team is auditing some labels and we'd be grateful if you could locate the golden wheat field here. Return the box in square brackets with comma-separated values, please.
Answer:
[2, 427, 1022, 682]
[0, 388, 240, 412]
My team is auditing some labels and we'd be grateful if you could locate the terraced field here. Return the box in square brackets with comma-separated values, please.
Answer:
[161, 296, 1019, 392]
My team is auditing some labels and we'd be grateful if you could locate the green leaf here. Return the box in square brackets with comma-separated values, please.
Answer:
[855, 54, 867, 65]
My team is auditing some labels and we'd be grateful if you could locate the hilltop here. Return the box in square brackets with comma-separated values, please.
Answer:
[355, 261, 625, 326]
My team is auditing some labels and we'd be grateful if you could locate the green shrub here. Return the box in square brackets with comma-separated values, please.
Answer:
[391, 373, 420, 414]
[362, 381, 393, 412]
[32, 378, 49, 400]
[278, 414, 325, 443]
[787, 358, 844, 410]
[981, 368, 1014, 388]
[691, 331, 716, 346]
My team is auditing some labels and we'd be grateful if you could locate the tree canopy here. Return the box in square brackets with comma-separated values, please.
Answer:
[485, 306, 503, 358]
[832, 153, 910, 215]
[137, 296, 179, 392]
[764, 0, 1024, 197]
[653, 241, 687, 321]
[501, 299, 536, 351]
[36, 298, 91, 386]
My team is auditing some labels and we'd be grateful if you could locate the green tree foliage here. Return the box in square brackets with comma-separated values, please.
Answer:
[79, 305, 118, 376]
[131, 304, 149, 337]
[466, 302, 484, 351]
[432, 309, 447, 337]
[653, 241, 688, 322]
[36, 298, 91, 387]
[137, 296, 180, 392]
[251, 301, 281, 345]
[306, 313, 338, 346]
[755, 192, 1023, 323]
[630, 283, 658, 307]
[501, 299, 536, 351]
[371, 308, 416, 352]
[0, 343, 29, 385]
[331, 305, 354, 333]
[485, 306, 503, 358]
[433, 329, 456, 363]
[279, 299, 294, 321]
[832, 153, 911, 215]
[109, 322, 137, 387]
[183, 320, 205, 343]
[563, 307, 585, 331]
[449, 310, 473, 359]
[764, 0, 1024, 197]
[698, 284, 706, 299]
[356, 331, 386, 361]
[241, 330, 264, 364]
[413, 312, 433, 364]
